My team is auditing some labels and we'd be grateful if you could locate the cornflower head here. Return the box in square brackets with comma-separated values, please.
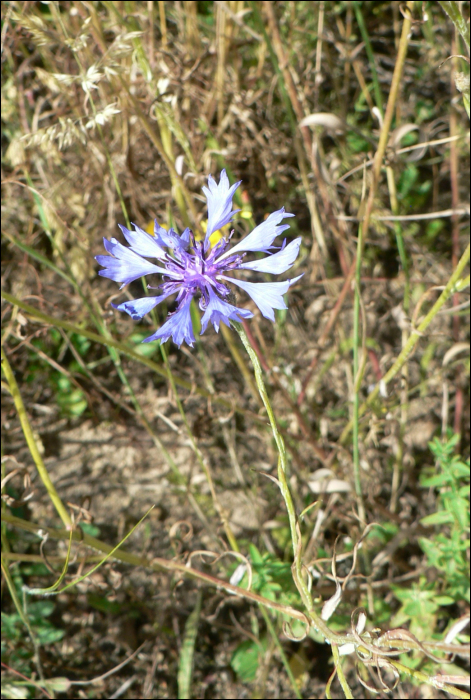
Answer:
[96, 171, 302, 347]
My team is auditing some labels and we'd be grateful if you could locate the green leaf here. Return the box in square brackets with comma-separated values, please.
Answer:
[248, 543, 264, 565]
[79, 522, 101, 538]
[35, 622, 64, 645]
[420, 510, 455, 526]
[230, 638, 266, 683]
[421, 473, 451, 488]
[1, 683, 32, 699]
[178, 591, 202, 700]
[433, 595, 455, 606]
[87, 594, 122, 615]
[41, 678, 71, 693]
[130, 333, 160, 357]
[418, 538, 441, 567]
[456, 463, 471, 478]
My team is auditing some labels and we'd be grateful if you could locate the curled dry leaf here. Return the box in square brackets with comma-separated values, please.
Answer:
[308, 468, 351, 494]
[299, 112, 345, 133]
[442, 342, 470, 366]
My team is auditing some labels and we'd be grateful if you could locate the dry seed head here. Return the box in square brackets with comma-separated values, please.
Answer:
[21, 118, 87, 151]
[35, 67, 74, 94]
[85, 103, 121, 130]
[11, 11, 53, 47]
[81, 65, 103, 94]
[108, 31, 145, 57]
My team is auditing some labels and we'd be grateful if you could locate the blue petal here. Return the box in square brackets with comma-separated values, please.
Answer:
[200, 287, 253, 334]
[96, 238, 168, 288]
[239, 238, 302, 274]
[112, 291, 174, 320]
[180, 227, 191, 247]
[143, 297, 195, 347]
[153, 221, 190, 251]
[203, 170, 241, 240]
[223, 274, 303, 322]
[119, 224, 166, 260]
[217, 208, 294, 261]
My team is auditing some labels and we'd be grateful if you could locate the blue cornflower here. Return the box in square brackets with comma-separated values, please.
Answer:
[96, 170, 302, 347]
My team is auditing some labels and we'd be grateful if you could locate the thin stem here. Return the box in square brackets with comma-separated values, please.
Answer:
[220, 323, 262, 405]
[386, 167, 410, 312]
[340, 243, 470, 444]
[352, 1, 384, 114]
[233, 322, 344, 643]
[385, 166, 409, 513]
[331, 644, 354, 699]
[352, 221, 366, 524]
[0, 290, 257, 418]
[259, 606, 303, 700]
[118, 76, 197, 227]
[1, 348, 72, 528]
[232, 325, 296, 538]
[371, 1, 414, 186]
[388, 659, 470, 699]
[158, 0, 167, 47]
[8, 510, 469, 658]
[3, 512, 319, 631]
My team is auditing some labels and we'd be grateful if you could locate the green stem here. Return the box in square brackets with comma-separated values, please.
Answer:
[259, 605, 303, 700]
[8, 511, 468, 658]
[378, 244, 469, 389]
[0, 290, 253, 418]
[389, 659, 470, 700]
[1, 348, 72, 528]
[352, 221, 366, 523]
[232, 325, 297, 547]
[386, 167, 410, 312]
[439, 1, 470, 52]
[371, 1, 414, 186]
[340, 243, 470, 444]
[233, 323, 339, 641]
[331, 644, 354, 699]
[353, 2, 384, 114]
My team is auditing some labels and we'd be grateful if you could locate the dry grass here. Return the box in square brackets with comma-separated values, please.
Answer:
[1, 2, 470, 698]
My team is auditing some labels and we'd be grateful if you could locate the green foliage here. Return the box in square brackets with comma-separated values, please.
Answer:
[391, 577, 454, 630]
[1, 683, 32, 699]
[391, 434, 470, 637]
[130, 331, 161, 357]
[425, 218, 445, 243]
[346, 130, 371, 154]
[228, 543, 302, 684]
[2, 600, 64, 647]
[79, 521, 101, 538]
[238, 543, 301, 606]
[87, 593, 123, 615]
[2, 597, 64, 691]
[53, 375, 88, 417]
[419, 434, 470, 603]
[26, 330, 91, 416]
[231, 637, 268, 683]
[397, 163, 431, 206]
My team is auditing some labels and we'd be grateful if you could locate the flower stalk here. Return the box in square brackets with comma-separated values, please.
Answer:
[233, 322, 341, 642]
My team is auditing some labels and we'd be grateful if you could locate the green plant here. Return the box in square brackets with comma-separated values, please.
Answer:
[2, 594, 65, 699]
[391, 433, 470, 639]
[419, 434, 470, 603]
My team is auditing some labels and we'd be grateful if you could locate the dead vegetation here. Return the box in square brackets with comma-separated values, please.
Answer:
[1, 2, 470, 698]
